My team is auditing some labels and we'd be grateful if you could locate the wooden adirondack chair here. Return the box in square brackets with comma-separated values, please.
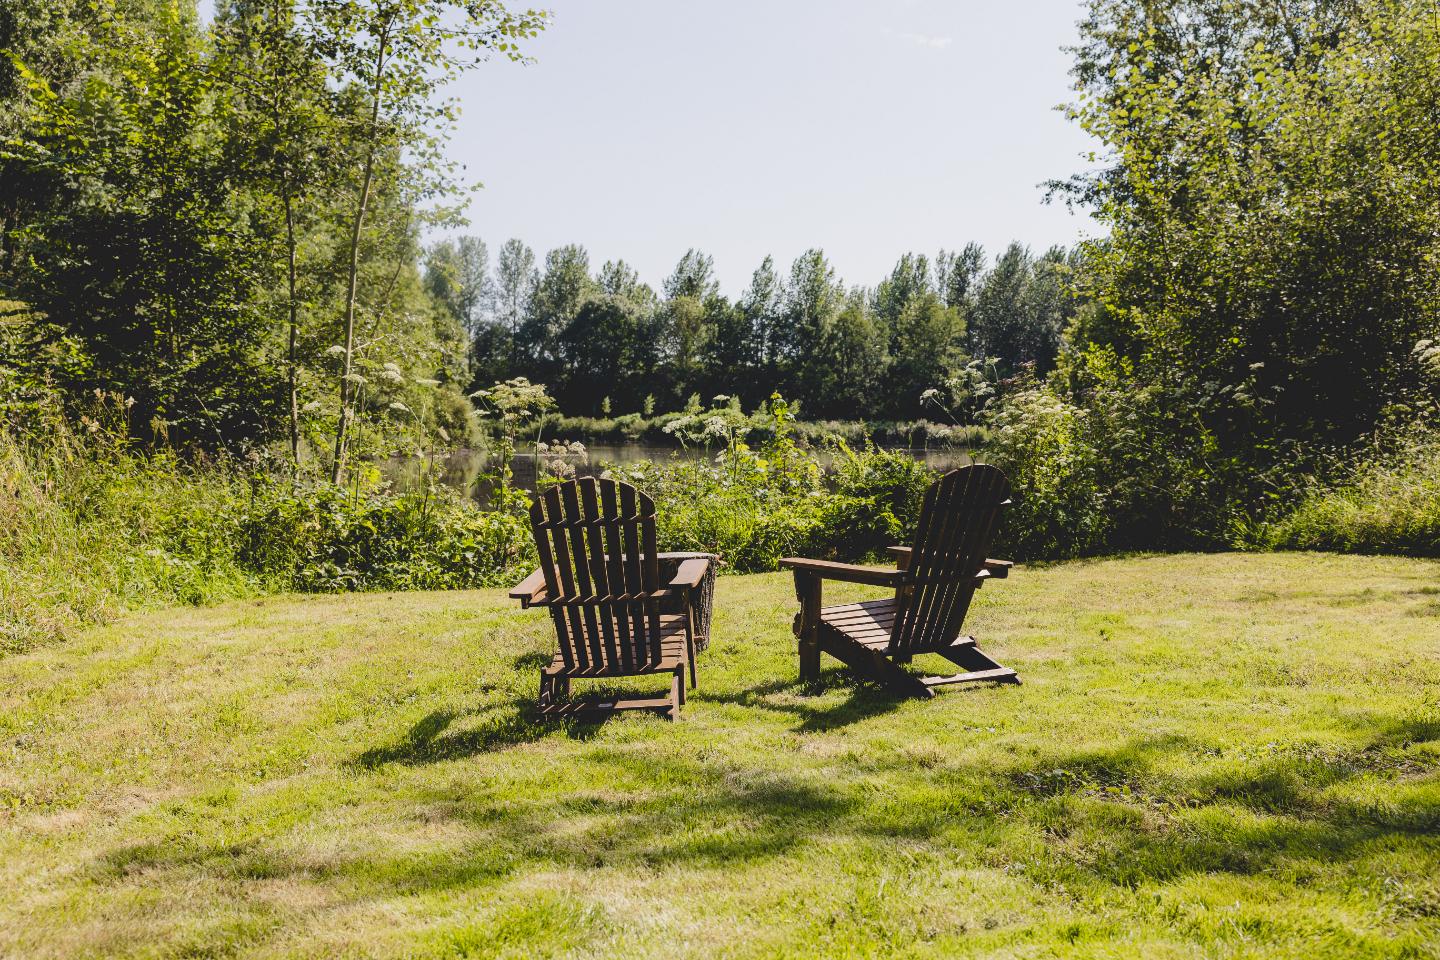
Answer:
[780, 464, 1019, 698]
[509, 477, 710, 720]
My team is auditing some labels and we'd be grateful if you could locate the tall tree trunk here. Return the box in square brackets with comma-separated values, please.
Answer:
[283, 182, 301, 469]
[330, 24, 390, 486]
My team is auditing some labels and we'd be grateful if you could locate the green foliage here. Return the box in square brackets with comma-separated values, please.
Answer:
[969, 244, 1076, 375]
[0, 0, 543, 469]
[945, 0, 1440, 562]
[475, 238, 1071, 424]
[982, 383, 1108, 560]
[1, 399, 256, 654]
[609, 399, 942, 572]
[1249, 430, 1440, 556]
[539, 410, 986, 451]
[1062, 0, 1440, 453]
[470, 375, 555, 509]
[4, 2, 283, 446]
[232, 480, 532, 592]
[0, 396, 530, 653]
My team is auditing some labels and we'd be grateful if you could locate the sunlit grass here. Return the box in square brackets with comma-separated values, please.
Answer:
[3, 553, 1439, 958]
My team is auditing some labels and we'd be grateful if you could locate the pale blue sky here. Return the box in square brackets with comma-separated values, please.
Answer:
[208, 0, 1102, 295]
[450, 0, 1100, 294]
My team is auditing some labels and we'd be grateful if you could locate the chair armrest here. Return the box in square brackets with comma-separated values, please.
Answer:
[667, 557, 711, 591]
[508, 567, 548, 607]
[983, 559, 1013, 578]
[778, 557, 904, 587]
[886, 547, 1012, 579]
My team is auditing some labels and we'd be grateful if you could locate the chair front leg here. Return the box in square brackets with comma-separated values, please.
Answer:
[684, 602, 698, 690]
[793, 570, 822, 682]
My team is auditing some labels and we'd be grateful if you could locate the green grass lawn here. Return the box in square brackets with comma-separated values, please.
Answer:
[3, 553, 1439, 959]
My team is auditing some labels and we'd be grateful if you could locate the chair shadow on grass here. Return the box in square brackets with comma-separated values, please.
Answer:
[358, 654, 996, 768]
[354, 652, 692, 767]
[704, 657, 1009, 734]
[701, 669, 904, 732]
[353, 697, 615, 767]
[354, 706, 547, 767]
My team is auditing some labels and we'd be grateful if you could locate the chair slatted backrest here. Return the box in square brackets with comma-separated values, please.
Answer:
[889, 465, 1011, 657]
[529, 477, 664, 672]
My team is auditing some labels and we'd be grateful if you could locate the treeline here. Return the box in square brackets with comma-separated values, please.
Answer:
[427, 239, 1081, 420]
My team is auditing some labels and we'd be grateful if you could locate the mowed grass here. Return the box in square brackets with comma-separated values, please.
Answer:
[3, 554, 1440, 959]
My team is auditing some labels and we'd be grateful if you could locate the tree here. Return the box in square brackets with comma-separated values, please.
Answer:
[739, 255, 783, 387]
[817, 289, 887, 414]
[215, 0, 338, 464]
[517, 243, 593, 384]
[969, 243, 1069, 374]
[702, 298, 759, 405]
[873, 252, 932, 329]
[655, 250, 725, 405]
[558, 295, 643, 414]
[596, 259, 655, 308]
[776, 249, 844, 403]
[3, 1, 283, 446]
[889, 292, 965, 417]
[1062, 0, 1439, 452]
[0, 0, 89, 276]
[309, 0, 547, 483]
[663, 248, 719, 301]
[492, 238, 537, 333]
[935, 243, 985, 311]
[425, 236, 491, 339]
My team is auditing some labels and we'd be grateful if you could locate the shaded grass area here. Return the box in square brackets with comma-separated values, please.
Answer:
[2, 553, 1439, 958]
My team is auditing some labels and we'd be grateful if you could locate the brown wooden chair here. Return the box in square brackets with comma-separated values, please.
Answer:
[509, 477, 710, 720]
[780, 464, 1019, 698]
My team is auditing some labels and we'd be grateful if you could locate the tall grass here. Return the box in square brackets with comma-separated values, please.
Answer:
[0, 398, 535, 655]
[0, 425, 255, 654]
[20, 386, 1440, 659]
[609, 440, 938, 572]
[1250, 431, 1440, 555]
[3, 405, 945, 655]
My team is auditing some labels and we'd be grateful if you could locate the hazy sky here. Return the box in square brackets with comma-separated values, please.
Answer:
[208, 0, 1103, 295]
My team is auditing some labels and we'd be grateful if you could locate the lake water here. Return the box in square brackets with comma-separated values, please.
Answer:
[388, 443, 975, 504]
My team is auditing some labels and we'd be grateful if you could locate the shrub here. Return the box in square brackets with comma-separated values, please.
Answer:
[539, 411, 986, 450]
[981, 349, 1269, 560]
[605, 436, 942, 572]
[232, 482, 533, 592]
[983, 384, 1108, 560]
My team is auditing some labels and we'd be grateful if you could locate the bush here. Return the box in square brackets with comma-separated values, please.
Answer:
[982, 385, 1108, 560]
[233, 482, 533, 592]
[607, 438, 940, 572]
[0, 424, 255, 654]
[981, 351, 1266, 561]
[1, 393, 536, 653]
